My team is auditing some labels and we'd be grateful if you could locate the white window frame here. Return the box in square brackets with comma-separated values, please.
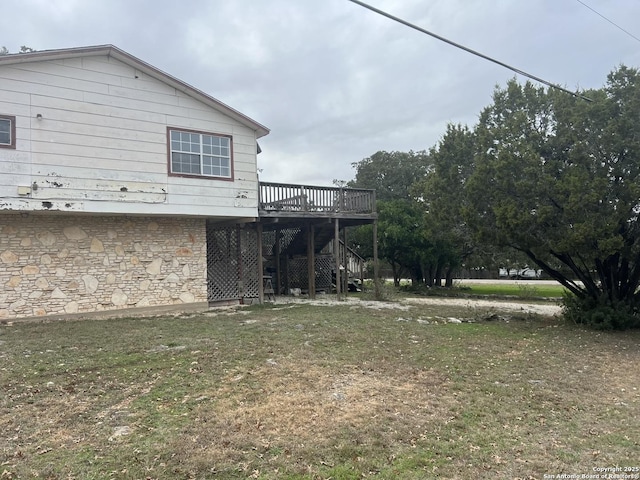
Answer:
[0, 115, 15, 149]
[168, 128, 233, 180]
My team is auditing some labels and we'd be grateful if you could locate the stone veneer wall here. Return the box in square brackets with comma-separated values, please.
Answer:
[0, 214, 207, 319]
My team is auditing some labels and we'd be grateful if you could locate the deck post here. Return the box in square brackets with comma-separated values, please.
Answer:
[257, 222, 264, 304]
[275, 227, 281, 295]
[285, 255, 290, 295]
[307, 222, 316, 299]
[335, 218, 341, 300]
[373, 219, 381, 299]
[237, 225, 244, 304]
[342, 226, 348, 295]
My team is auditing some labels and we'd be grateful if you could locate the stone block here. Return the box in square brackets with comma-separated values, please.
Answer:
[1, 250, 18, 264]
[63, 226, 88, 240]
[90, 237, 105, 253]
[51, 287, 67, 299]
[22, 265, 40, 275]
[82, 275, 99, 294]
[164, 273, 180, 283]
[146, 258, 162, 275]
[111, 289, 128, 306]
[64, 301, 79, 314]
[179, 292, 195, 303]
[36, 231, 56, 246]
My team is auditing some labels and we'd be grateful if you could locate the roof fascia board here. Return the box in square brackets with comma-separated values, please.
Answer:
[0, 45, 269, 138]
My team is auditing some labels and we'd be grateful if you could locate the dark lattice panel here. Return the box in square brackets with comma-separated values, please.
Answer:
[206, 223, 259, 302]
[315, 255, 334, 291]
[285, 254, 335, 292]
[239, 228, 259, 299]
[207, 225, 240, 301]
[279, 227, 302, 254]
[260, 227, 302, 257]
[262, 230, 276, 256]
[261, 227, 303, 294]
[287, 257, 309, 290]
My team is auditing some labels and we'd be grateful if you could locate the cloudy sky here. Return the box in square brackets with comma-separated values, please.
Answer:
[2, 0, 639, 186]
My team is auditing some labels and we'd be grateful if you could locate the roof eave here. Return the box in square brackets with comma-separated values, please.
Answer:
[0, 44, 270, 138]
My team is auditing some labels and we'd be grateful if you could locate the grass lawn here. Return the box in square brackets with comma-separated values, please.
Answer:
[1, 299, 639, 479]
[458, 282, 567, 298]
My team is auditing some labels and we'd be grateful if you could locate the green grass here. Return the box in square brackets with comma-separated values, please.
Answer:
[460, 282, 567, 298]
[1, 300, 639, 479]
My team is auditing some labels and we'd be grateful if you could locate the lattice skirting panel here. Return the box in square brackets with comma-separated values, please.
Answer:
[262, 227, 303, 257]
[206, 222, 259, 303]
[284, 254, 334, 292]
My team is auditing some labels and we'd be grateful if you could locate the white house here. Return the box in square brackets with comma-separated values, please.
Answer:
[0, 45, 269, 319]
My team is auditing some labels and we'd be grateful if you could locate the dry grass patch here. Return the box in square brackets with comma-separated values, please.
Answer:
[172, 360, 452, 472]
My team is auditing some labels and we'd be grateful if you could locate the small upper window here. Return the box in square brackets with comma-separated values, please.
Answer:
[0, 115, 16, 149]
[168, 128, 232, 179]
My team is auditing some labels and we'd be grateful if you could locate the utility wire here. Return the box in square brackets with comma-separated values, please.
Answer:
[348, 0, 592, 102]
[575, 0, 640, 44]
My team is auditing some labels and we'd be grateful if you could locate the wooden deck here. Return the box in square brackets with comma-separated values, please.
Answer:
[256, 182, 379, 301]
[258, 182, 376, 222]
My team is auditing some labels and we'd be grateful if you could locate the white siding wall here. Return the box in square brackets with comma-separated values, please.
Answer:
[0, 55, 260, 218]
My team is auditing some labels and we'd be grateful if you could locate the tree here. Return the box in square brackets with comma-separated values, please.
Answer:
[348, 150, 430, 202]
[0, 46, 36, 55]
[466, 67, 640, 329]
[376, 200, 430, 286]
[347, 150, 432, 285]
[415, 124, 477, 286]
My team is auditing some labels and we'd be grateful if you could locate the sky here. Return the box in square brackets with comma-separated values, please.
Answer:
[2, 0, 640, 186]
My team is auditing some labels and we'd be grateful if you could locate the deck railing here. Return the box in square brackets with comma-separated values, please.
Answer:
[259, 182, 376, 216]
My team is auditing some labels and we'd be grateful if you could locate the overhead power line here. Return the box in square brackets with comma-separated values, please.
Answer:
[575, 0, 640, 44]
[347, 0, 592, 102]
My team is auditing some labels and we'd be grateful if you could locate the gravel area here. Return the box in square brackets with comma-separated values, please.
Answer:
[274, 295, 562, 316]
[403, 296, 562, 316]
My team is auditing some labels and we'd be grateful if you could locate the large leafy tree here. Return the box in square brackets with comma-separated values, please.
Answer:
[466, 67, 640, 329]
[348, 150, 432, 285]
[348, 150, 430, 202]
[415, 124, 477, 285]
[376, 200, 430, 286]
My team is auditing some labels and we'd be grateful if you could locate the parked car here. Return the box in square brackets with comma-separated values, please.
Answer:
[499, 268, 541, 279]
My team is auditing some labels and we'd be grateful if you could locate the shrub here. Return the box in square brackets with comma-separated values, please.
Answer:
[562, 292, 640, 330]
[517, 283, 539, 299]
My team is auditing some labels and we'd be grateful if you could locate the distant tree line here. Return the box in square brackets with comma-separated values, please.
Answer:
[0, 46, 36, 55]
